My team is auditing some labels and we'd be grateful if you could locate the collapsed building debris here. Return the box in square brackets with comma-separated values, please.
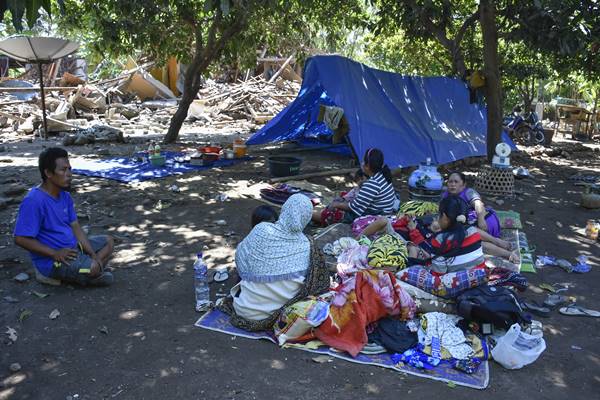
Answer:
[0, 58, 301, 143]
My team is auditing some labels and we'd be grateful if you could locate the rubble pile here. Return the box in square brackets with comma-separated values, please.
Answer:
[0, 61, 301, 145]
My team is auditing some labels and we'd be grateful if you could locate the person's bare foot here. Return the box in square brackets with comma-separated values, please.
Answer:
[498, 239, 515, 251]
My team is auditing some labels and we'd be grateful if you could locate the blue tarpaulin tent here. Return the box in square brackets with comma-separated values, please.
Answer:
[248, 55, 514, 168]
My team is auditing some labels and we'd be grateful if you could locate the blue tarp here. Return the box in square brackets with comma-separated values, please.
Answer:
[72, 151, 251, 183]
[248, 55, 507, 168]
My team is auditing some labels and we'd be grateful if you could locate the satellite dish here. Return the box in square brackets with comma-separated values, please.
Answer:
[0, 36, 79, 138]
[495, 142, 512, 157]
[0, 36, 79, 63]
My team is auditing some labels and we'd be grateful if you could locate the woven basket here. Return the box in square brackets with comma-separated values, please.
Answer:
[476, 165, 514, 197]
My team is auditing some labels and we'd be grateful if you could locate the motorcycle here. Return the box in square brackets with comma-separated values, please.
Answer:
[503, 110, 545, 146]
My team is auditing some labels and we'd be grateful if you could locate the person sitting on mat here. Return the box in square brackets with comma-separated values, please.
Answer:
[219, 194, 330, 331]
[396, 195, 490, 298]
[312, 148, 399, 226]
[14, 147, 115, 286]
[443, 171, 517, 261]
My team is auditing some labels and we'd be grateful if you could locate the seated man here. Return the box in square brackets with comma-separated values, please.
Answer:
[14, 147, 114, 286]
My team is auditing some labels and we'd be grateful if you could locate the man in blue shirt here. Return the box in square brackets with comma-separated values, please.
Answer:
[14, 147, 114, 286]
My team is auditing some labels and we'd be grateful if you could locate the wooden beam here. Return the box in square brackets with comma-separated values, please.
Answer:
[0, 86, 78, 92]
[0, 110, 26, 122]
[267, 54, 295, 84]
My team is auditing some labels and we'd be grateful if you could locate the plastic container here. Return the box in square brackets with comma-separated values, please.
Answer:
[233, 135, 247, 158]
[233, 143, 247, 158]
[149, 155, 166, 167]
[268, 156, 302, 177]
[585, 219, 599, 240]
[193, 253, 211, 312]
[408, 158, 444, 201]
[224, 149, 235, 159]
[199, 145, 222, 154]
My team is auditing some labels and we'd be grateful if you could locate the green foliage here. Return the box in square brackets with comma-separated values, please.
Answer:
[362, 31, 451, 75]
[0, 0, 63, 31]
[58, 0, 367, 71]
[502, 1, 600, 78]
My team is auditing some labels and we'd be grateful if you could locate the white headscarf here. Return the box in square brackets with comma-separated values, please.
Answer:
[235, 194, 313, 282]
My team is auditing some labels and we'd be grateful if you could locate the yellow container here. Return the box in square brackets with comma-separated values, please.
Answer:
[233, 143, 247, 158]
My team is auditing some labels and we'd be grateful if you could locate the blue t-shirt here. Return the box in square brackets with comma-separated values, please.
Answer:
[14, 187, 78, 276]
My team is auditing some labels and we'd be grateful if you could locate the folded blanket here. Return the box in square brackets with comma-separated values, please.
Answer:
[315, 270, 416, 357]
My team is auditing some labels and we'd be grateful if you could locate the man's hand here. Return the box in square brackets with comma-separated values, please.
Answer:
[52, 248, 78, 263]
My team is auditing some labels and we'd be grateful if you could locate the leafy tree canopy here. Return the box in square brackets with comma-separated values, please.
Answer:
[0, 0, 64, 31]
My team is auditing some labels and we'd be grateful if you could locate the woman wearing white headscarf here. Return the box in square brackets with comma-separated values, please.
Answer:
[220, 194, 330, 331]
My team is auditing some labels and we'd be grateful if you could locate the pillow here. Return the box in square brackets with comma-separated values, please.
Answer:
[397, 266, 488, 299]
[367, 234, 408, 270]
[274, 298, 330, 346]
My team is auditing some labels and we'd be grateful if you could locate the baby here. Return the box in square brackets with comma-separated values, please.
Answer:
[341, 169, 367, 202]
[251, 205, 278, 228]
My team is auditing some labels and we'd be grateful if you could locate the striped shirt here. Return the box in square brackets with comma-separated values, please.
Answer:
[429, 226, 485, 274]
[349, 172, 399, 216]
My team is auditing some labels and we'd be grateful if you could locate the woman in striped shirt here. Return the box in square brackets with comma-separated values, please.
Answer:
[313, 148, 400, 225]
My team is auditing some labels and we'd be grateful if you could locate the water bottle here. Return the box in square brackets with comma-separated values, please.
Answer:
[193, 253, 211, 312]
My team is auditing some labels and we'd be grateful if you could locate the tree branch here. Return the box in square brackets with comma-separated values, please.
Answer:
[456, 10, 479, 46]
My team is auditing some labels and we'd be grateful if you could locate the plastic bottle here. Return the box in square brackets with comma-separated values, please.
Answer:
[154, 143, 161, 156]
[193, 253, 211, 312]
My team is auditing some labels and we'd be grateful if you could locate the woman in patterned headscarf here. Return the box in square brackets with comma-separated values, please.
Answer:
[220, 194, 330, 331]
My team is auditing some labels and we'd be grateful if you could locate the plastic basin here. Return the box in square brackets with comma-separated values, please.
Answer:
[268, 156, 302, 177]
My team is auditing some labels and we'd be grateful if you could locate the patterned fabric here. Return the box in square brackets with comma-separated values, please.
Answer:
[367, 234, 408, 270]
[352, 215, 380, 236]
[496, 210, 523, 229]
[419, 312, 473, 360]
[398, 200, 439, 217]
[397, 265, 488, 299]
[336, 245, 370, 277]
[236, 194, 312, 282]
[320, 206, 345, 226]
[315, 270, 416, 357]
[487, 267, 528, 291]
[274, 297, 330, 345]
[391, 348, 440, 370]
[219, 236, 330, 332]
[349, 172, 399, 216]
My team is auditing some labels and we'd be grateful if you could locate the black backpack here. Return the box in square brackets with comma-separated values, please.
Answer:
[456, 285, 531, 330]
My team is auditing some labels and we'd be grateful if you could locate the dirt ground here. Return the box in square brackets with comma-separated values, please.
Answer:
[0, 128, 599, 400]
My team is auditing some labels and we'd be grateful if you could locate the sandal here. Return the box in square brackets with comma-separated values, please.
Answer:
[360, 342, 387, 355]
[213, 269, 229, 283]
[543, 294, 568, 308]
[521, 301, 551, 317]
[559, 304, 600, 317]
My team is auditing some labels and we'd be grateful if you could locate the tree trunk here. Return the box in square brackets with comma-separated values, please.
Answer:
[451, 43, 468, 78]
[479, 0, 502, 161]
[591, 87, 599, 136]
[163, 28, 206, 144]
[163, 77, 199, 144]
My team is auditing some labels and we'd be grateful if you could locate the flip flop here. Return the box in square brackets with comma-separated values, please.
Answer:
[213, 269, 229, 283]
[521, 301, 551, 317]
[559, 304, 600, 317]
[543, 294, 568, 308]
[360, 342, 387, 355]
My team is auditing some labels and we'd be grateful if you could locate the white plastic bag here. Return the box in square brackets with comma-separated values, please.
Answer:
[491, 323, 546, 369]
